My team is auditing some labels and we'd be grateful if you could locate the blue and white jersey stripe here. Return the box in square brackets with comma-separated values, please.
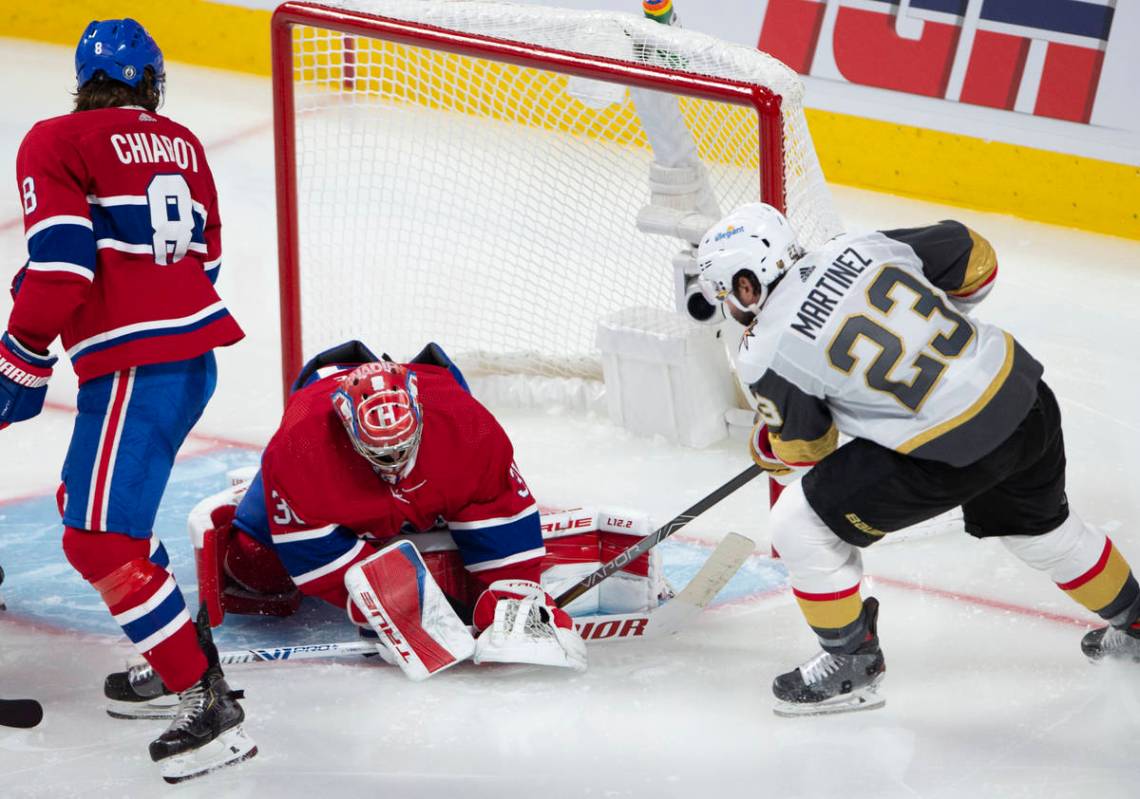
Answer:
[66, 301, 230, 361]
[291, 538, 368, 586]
[272, 524, 364, 585]
[203, 256, 222, 284]
[448, 505, 544, 572]
[87, 196, 208, 256]
[25, 214, 96, 280]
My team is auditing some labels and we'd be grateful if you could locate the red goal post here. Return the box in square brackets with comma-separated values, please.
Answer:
[271, 1, 840, 397]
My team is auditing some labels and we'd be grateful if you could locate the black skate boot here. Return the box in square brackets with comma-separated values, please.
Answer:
[104, 662, 176, 720]
[1081, 623, 1140, 663]
[148, 606, 257, 783]
[772, 596, 886, 717]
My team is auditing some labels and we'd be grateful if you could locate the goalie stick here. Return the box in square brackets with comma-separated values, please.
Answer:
[554, 463, 762, 607]
[0, 698, 43, 729]
[206, 531, 755, 667]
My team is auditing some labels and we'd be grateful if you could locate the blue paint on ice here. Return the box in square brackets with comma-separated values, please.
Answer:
[0, 450, 787, 650]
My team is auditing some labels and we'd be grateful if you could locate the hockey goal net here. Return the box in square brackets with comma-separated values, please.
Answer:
[272, 0, 841, 394]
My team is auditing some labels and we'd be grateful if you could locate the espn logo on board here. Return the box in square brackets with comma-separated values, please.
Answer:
[759, 0, 1116, 123]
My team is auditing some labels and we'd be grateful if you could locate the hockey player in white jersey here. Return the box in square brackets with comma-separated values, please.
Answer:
[694, 203, 1140, 716]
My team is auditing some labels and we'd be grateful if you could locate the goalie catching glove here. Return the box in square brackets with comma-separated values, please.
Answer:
[472, 580, 587, 672]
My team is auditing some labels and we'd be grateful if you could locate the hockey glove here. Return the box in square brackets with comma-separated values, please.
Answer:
[472, 580, 586, 671]
[0, 332, 56, 429]
[749, 422, 805, 485]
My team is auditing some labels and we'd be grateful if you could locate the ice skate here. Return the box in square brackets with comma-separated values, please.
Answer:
[772, 597, 886, 717]
[1081, 623, 1140, 663]
[148, 608, 257, 783]
[104, 662, 176, 720]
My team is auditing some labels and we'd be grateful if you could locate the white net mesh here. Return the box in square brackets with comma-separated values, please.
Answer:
[283, 0, 842, 377]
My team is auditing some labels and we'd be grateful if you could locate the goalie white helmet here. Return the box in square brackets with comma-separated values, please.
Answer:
[695, 203, 801, 325]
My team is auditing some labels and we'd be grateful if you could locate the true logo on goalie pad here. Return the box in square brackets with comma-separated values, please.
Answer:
[345, 541, 475, 681]
[355, 589, 414, 665]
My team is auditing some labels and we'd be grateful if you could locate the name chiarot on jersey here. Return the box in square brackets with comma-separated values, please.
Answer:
[109, 131, 200, 172]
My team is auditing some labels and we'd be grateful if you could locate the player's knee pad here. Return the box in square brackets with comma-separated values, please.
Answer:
[768, 481, 862, 593]
[61, 526, 152, 584]
[1000, 512, 1104, 582]
[63, 527, 168, 612]
[225, 531, 295, 595]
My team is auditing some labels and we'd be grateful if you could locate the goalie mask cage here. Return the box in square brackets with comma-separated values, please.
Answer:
[272, 0, 841, 396]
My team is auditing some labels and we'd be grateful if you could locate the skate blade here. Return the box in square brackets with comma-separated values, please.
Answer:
[158, 725, 258, 784]
[106, 697, 177, 720]
[773, 689, 885, 718]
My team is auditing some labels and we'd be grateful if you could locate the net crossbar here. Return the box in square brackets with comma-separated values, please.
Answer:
[273, 0, 841, 394]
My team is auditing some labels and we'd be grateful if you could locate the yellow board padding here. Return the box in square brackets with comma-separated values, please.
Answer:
[807, 109, 1140, 241]
[4, 2, 1134, 240]
[0, 1, 273, 76]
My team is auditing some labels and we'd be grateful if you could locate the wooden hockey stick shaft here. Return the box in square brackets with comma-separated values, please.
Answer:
[554, 463, 762, 608]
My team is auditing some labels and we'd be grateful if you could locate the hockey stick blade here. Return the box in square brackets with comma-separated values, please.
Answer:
[0, 698, 44, 729]
[554, 464, 762, 608]
[642, 532, 754, 637]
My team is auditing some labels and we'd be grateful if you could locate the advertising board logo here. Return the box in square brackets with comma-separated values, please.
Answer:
[758, 0, 1116, 124]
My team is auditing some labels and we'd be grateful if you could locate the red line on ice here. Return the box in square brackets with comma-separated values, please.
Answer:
[670, 534, 1096, 629]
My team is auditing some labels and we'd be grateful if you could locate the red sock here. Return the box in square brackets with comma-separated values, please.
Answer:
[63, 527, 206, 692]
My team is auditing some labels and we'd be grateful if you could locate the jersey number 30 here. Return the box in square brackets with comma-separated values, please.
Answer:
[827, 266, 973, 412]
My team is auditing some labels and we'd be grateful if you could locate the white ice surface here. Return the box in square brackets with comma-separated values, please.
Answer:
[1, 38, 1139, 798]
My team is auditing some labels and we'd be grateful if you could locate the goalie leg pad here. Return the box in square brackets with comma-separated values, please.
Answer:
[344, 540, 475, 681]
[473, 580, 587, 672]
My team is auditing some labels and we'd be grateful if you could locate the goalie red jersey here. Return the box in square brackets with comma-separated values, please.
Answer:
[252, 360, 544, 604]
[10, 106, 243, 381]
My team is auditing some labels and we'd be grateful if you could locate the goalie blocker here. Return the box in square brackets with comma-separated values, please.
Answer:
[188, 477, 670, 640]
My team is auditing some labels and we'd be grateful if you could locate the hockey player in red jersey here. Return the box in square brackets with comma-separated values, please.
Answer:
[229, 340, 585, 675]
[105, 339, 586, 699]
[0, 19, 252, 781]
[693, 203, 1140, 716]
